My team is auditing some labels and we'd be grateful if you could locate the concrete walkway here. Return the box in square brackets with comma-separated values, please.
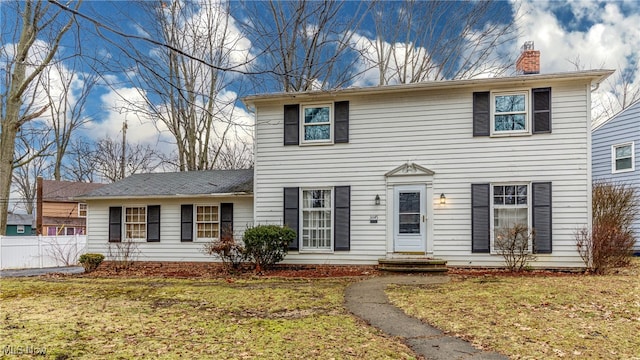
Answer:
[0, 266, 84, 278]
[345, 275, 508, 360]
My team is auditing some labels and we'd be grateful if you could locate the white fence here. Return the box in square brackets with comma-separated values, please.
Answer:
[0, 235, 87, 270]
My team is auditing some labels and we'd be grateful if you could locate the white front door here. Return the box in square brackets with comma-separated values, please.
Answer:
[393, 185, 426, 252]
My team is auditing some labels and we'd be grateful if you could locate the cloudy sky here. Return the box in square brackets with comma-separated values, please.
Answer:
[2, 0, 640, 172]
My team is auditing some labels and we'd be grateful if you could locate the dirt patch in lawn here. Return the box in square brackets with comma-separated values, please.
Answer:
[83, 261, 380, 279]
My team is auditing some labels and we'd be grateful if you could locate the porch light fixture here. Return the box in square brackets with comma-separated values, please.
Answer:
[375, 194, 381, 205]
[440, 193, 446, 205]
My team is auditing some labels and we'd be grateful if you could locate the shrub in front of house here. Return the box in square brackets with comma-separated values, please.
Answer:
[78, 253, 105, 273]
[576, 181, 638, 274]
[243, 225, 296, 271]
[202, 226, 246, 272]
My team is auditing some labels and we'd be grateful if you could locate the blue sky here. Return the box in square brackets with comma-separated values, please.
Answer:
[2, 0, 640, 169]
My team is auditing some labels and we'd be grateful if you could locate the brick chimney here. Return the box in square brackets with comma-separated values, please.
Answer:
[516, 41, 540, 75]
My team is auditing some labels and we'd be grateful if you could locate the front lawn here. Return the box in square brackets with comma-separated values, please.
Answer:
[387, 261, 640, 359]
[0, 277, 415, 359]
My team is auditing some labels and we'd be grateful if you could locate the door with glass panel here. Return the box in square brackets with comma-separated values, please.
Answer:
[301, 189, 332, 250]
[393, 185, 426, 252]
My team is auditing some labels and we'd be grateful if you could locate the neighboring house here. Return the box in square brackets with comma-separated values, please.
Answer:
[5, 213, 35, 236]
[592, 99, 640, 253]
[243, 68, 613, 268]
[36, 178, 105, 236]
[79, 170, 253, 262]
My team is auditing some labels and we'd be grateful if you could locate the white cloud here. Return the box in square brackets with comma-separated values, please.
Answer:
[516, 1, 640, 120]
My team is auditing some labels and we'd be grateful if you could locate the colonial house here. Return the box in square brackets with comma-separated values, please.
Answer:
[243, 68, 612, 268]
[36, 178, 105, 236]
[79, 170, 253, 261]
[592, 99, 640, 253]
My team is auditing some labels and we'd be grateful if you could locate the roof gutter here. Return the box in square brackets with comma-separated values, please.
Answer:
[243, 70, 615, 106]
[74, 192, 253, 202]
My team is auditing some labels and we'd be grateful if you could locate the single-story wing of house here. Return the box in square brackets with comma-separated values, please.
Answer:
[78, 169, 253, 262]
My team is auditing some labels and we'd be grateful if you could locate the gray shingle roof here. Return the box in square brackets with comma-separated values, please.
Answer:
[7, 213, 34, 226]
[43, 180, 106, 201]
[80, 169, 253, 199]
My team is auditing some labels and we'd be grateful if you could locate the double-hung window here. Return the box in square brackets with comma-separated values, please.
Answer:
[612, 142, 634, 173]
[125, 206, 146, 240]
[301, 189, 332, 250]
[492, 91, 529, 135]
[78, 203, 87, 217]
[302, 104, 332, 143]
[196, 205, 219, 240]
[492, 184, 530, 251]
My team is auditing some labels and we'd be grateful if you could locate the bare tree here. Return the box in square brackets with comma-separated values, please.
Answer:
[240, 0, 370, 92]
[0, 0, 80, 234]
[92, 137, 160, 183]
[211, 138, 254, 170]
[104, 0, 252, 171]
[42, 57, 98, 180]
[11, 152, 49, 215]
[568, 57, 640, 124]
[61, 138, 97, 182]
[358, 1, 518, 85]
[595, 70, 640, 123]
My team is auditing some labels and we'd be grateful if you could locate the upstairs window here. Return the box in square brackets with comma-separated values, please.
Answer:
[78, 203, 87, 217]
[612, 142, 634, 173]
[302, 104, 332, 143]
[492, 91, 529, 134]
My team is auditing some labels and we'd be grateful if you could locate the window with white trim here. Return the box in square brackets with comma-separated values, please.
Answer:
[125, 206, 146, 240]
[196, 205, 219, 240]
[302, 104, 332, 143]
[78, 203, 87, 217]
[492, 184, 530, 251]
[612, 142, 634, 173]
[17, 225, 25, 234]
[492, 91, 529, 134]
[301, 189, 332, 250]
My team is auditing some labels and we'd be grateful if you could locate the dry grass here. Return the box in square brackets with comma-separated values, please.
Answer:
[0, 277, 415, 359]
[387, 259, 640, 359]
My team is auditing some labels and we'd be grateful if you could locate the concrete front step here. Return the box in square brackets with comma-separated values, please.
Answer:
[378, 258, 448, 273]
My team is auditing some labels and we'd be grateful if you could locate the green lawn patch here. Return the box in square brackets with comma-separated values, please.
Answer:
[386, 261, 640, 359]
[1, 277, 415, 359]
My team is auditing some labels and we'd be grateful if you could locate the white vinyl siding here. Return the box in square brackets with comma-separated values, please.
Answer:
[254, 79, 596, 267]
[86, 197, 253, 262]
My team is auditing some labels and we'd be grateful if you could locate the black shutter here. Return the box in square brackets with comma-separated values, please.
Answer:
[108, 207, 122, 243]
[532, 182, 552, 254]
[147, 205, 161, 242]
[471, 184, 490, 253]
[532, 88, 551, 133]
[334, 186, 351, 251]
[181, 204, 193, 242]
[334, 101, 349, 143]
[473, 92, 490, 136]
[283, 187, 299, 250]
[220, 203, 233, 240]
[284, 104, 300, 145]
